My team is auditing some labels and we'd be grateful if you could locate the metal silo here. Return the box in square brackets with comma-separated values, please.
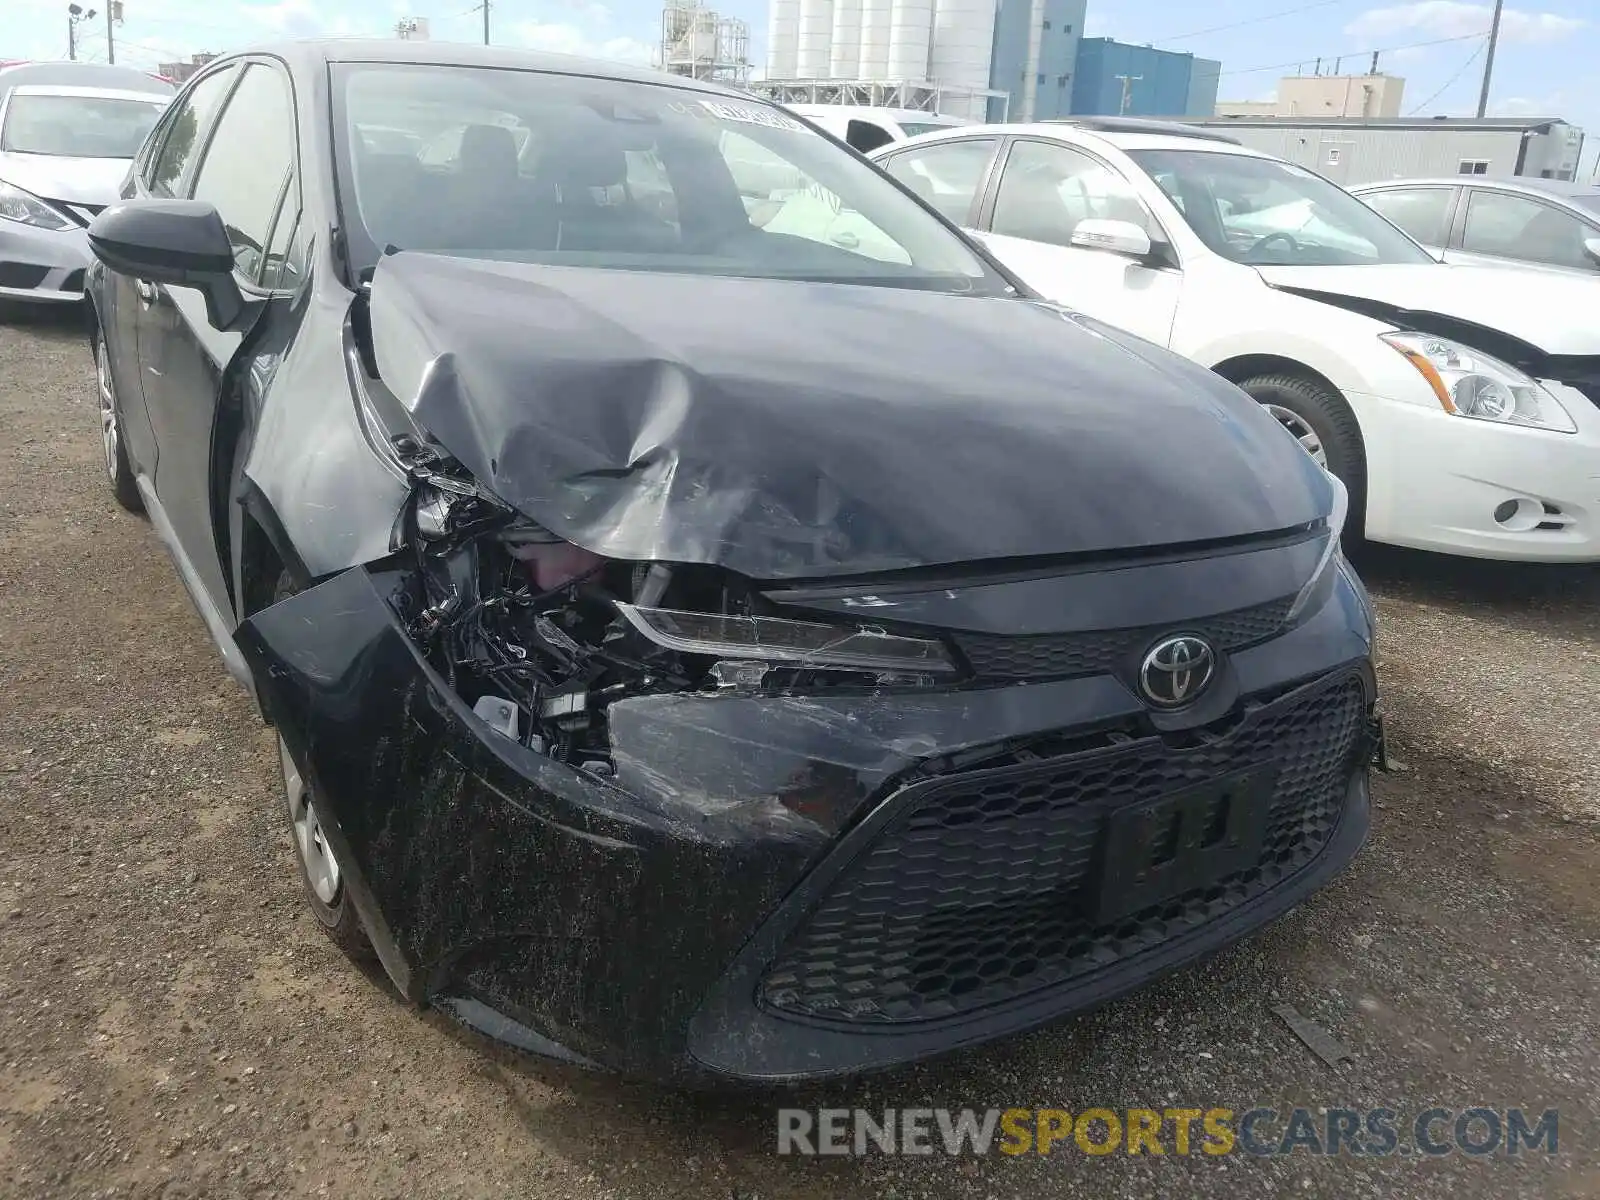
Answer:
[766, 0, 801, 78]
[796, 0, 836, 77]
[886, 0, 932, 79]
[858, 0, 892, 77]
[928, 0, 997, 100]
[830, 0, 863, 77]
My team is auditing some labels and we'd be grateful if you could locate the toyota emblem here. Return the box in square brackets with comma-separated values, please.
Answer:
[1139, 635, 1216, 708]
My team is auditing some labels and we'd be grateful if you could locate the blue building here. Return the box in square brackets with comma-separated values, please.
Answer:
[986, 0, 1087, 122]
[1070, 38, 1220, 118]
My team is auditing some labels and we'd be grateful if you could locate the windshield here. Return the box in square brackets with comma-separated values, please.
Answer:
[897, 121, 961, 138]
[333, 64, 1008, 294]
[1128, 148, 1434, 266]
[0, 93, 166, 158]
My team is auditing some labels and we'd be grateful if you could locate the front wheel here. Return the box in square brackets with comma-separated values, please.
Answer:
[95, 331, 142, 512]
[270, 569, 373, 961]
[1239, 372, 1366, 539]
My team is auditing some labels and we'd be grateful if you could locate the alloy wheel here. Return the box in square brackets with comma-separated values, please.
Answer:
[96, 336, 119, 482]
[1262, 403, 1328, 468]
[280, 737, 341, 905]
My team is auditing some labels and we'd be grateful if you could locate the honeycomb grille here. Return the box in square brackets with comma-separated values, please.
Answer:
[758, 672, 1368, 1025]
[953, 596, 1294, 681]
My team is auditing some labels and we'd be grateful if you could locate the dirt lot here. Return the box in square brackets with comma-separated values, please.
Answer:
[2, 305, 1598, 1200]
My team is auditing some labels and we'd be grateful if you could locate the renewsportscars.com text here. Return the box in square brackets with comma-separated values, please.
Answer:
[776, 1107, 1559, 1158]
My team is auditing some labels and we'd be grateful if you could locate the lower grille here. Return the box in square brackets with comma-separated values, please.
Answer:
[59, 269, 85, 294]
[953, 595, 1293, 681]
[0, 263, 50, 290]
[759, 671, 1368, 1025]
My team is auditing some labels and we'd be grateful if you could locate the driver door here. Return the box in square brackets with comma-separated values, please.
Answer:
[971, 139, 1182, 348]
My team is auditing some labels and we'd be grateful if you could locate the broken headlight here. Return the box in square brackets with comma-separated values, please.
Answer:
[1284, 471, 1348, 626]
[614, 604, 958, 677]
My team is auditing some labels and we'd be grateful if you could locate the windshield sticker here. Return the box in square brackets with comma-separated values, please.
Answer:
[668, 99, 805, 131]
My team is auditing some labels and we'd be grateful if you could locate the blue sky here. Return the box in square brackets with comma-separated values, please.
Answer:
[9, 0, 1596, 173]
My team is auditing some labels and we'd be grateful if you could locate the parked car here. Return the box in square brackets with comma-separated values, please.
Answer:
[0, 80, 170, 303]
[1351, 176, 1600, 277]
[871, 118, 1600, 563]
[784, 103, 972, 153]
[85, 42, 1377, 1083]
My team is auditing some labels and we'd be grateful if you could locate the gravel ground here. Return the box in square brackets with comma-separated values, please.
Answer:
[2, 305, 1598, 1200]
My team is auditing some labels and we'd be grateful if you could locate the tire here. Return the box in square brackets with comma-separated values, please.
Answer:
[1239, 372, 1367, 539]
[270, 570, 375, 962]
[94, 330, 143, 513]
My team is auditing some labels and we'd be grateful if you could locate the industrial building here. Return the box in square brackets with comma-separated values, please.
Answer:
[659, 0, 751, 84]
[1069, 38, 1219, 119]
[1215, 71, 1406, 120]
[986, 0, 1084, 120]
[761, 0, 1011, 117]
[1192, 116, 1587, 185]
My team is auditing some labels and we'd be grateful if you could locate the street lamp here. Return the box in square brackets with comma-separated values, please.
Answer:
[67, 3, 99, 62]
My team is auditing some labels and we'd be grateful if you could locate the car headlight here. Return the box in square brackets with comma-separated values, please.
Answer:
[615, 604, 958, 676]
[1381, 332, 1576, 433]
[0, 180, 73, 231]
[1285, 471, 1348, 625]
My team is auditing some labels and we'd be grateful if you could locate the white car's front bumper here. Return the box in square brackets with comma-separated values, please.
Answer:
[1357, 381, 1600, 562]
[0, 222, 91, 304]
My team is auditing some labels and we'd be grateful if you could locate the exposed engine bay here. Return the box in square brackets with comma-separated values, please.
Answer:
[387, 440, 954, 776]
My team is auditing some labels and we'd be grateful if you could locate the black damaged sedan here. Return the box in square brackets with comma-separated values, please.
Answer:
[85, 39, 1379, 1083]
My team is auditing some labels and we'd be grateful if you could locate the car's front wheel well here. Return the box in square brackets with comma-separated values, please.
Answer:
[238, 513, 287, 622]
[1210, 354, 1340, 399]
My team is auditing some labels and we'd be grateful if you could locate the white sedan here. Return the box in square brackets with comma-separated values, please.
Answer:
[869, 119, 1600, 563]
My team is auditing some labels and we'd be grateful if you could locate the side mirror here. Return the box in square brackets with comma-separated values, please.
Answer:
[1070, 218, 1153, 260]
[1584, 236, 1600, 267]
[88, 200, 247, 330]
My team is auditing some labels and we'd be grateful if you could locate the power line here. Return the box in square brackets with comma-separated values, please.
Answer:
[1219, 30, 1486, 76]
[1154, 0, 1355, 46]
[1406, 39, 1488, 115]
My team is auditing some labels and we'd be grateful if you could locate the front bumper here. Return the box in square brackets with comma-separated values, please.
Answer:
[1358, 382, 1600, 562]
[0, 223, 90, 303]
[240, 562, 1377, 1084]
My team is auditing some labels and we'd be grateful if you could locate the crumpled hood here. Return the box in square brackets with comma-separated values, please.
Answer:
[0, 151, 129, 205]
[369, 252, 1331, 579]
[1258, 263, 1600, 355]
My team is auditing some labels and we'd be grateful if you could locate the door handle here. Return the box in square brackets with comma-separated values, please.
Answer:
[135, 280, 156, 306]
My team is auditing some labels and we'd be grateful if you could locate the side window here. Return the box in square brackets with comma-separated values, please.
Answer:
[878, 138, 998, 225]
[991, 139, 1151, 248]
[1462, 191, 1596, 269]
[843, 119, 894, 153]
[189, 63, 296, 282]
[1362, 188, 1452, 245]
[146, 65, 238, 197]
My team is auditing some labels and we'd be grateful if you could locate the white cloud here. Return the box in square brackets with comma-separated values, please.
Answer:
[1346, 2, 1585, 45]
[509, 19, 654, 64]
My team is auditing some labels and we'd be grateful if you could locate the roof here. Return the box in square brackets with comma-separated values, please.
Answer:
[0, 61, 174, 96]
[1041, 115, 1241, 144]
[210, 39, 740, 97]
[888, 121, 1275, 157]
[785, 104, 968, 124]
[6, 83, 171, 102]
[1352, 176, 1600, 201]
[1194, 115, 1570, 133]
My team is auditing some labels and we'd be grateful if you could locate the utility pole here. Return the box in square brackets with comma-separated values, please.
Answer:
[1114, 74, 1141, 116]
[1369, 50, 1379, 75]
[1475, 0, 1505, 117]
[106, 0, 119, 64]
[481, 0, 490, 45]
